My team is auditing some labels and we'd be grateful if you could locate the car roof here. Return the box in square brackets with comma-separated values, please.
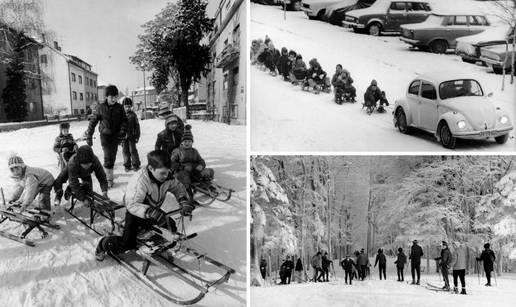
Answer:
[414, 71, 479, 84]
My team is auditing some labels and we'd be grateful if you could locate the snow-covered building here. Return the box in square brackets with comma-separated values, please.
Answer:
[199, 0, 246, 125]
[131, 86, 158, 111]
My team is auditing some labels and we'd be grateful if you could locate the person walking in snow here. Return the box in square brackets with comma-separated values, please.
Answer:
[357, 248, 369, 281]
[394, 247, 407, 282]
[322, 252, 332, 282]
[84, 85, 127, 188]
[121, 97, 141, 172]
[295, 257, 303, 283]
[340, 254, 357, 285]
[409, 240, 424, 285]
[374, 248, 387, 280]
[476, 243, 496, 286]
[451, 241, 467, 294]
[280, 256, 294, 284]
[434, 241, 452, 290]
[311, 252, 324, 282]
[260, 257, 268, 280]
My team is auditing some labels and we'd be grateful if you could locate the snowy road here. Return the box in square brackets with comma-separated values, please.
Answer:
[250, 2, 516, 152]
[0, 119, 246, 306]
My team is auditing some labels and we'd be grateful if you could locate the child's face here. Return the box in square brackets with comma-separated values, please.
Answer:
[182, 140, 193, 148]
[61, 128, 70, 135]
[167, 122, 178, 131]
[10, 166, 23, 177]
[149, 166, 170, 182]
[336, 66, 342, 73]
[289, 55, 295, 61]
[107, 95, 118, 105]
[124, 105, 132, 112]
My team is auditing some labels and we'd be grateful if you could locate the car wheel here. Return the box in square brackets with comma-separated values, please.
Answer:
[495, 134, 509, 144]
[395, 108, 410, 134]
[439, 122, 456, 149]
[430, 40, 448, 54]
[368, 23, 381, 36]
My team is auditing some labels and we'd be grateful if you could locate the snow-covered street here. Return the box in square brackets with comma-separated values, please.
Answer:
[250, 2, 516, 152]
[0, 119, 246, 306]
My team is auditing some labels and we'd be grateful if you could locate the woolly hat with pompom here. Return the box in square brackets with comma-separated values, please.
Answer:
[8, 153, 24, 169]
[181, 125, 193, 142]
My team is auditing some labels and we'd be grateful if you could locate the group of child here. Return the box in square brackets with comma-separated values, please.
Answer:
[251, 35, 390, 112]
[3, 85, 215, 260]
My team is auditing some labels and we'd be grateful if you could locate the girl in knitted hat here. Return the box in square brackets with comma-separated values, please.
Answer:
[6, 154, 54, 212]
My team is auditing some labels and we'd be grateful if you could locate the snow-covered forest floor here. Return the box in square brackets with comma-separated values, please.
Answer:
[0, 119, 246, 306]
[250, 1, 516, 152]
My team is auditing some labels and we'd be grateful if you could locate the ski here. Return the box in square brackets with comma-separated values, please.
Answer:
[0, 229, 35, 246]
[425, 281, 452, 292]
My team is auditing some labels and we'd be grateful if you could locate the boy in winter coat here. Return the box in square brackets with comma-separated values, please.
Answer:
[84, 85, 127, 188]
[451, 241, 467, 294]
[306, 58, 331, 93]
[332, 65, 356, 102]
[289, 55, 307, 86]
[434, 241, 452, 290]
[476, 243, 496, 286]
[364, 79, 389, 112]
[155, 114, 184, 156]
[409, 240, 424, 284]
[53, 145, 108, 206]
[374, 248, 387, 280]
[95, 150, 194, 261]
[121, 97, 141, 172]
[6, 154, 54, 212]
[276, 47, 290, 81]
[340, 254, 357, 285]
[171, 125, 214, 194]
[53, 122, 78, 170]
[394, 247, 407, 282]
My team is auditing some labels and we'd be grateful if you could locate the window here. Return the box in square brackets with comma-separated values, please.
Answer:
[469, 16, 487, 26]
[78, 75, 82, 84]
[80, 93, 84, 101]
[389, 2, 406, 11]
[85, 77, 89, 86]
[410, 2, 427, 11]
[454, 16, 468, 26]
[40, 54, 47, 64]
[73, 91, 77, 100]
[408, 80, 420, 95]
[421, 82, 437, 100]
[86, 92, 90, 100]
[71, 73, 76, 82]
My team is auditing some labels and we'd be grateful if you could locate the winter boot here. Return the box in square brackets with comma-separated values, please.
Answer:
[106, 168, 114, 188]
[460, 288, 466, 295]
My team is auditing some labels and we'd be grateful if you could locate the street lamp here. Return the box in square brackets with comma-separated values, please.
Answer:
[141, 65, 147, 120]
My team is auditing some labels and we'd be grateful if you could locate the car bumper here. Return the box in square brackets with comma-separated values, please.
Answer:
[400, 37, 420, 46]
[342, 21, 365, 29]
[453, 126, 513, 139]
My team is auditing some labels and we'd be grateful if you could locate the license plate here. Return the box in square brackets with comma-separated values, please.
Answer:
[479, 131, 495, 137]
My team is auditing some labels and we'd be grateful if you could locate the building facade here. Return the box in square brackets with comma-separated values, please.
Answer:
[131, 86, 157, 111]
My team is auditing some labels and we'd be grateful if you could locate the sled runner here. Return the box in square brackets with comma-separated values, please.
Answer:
[0, 206, 60, 246]
[190, 181, 234, 206]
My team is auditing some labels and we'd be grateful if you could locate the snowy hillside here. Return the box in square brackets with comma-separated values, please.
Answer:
[250, 2, 516, 152]
[0, 119, 246, 307]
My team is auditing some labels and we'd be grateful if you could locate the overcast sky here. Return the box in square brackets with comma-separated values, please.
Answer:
[42, 0, 221, 92]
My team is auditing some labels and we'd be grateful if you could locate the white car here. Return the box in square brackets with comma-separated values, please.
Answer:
[393, 71, 513, 149]
[455, 25, 514, 64]
[301, 0, 343, 20]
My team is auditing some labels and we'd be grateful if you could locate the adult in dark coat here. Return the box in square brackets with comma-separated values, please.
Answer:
[295, 257, 303, 283]
[374, 248, 387, 280]
[409, 240, 424, 284]
[155, 115, 184, 155]
[434, 241, 452, 290]
[357, 249, 369, 280]
[84, 85, 127, 187]
[260, 257, 267, 280]
[394, 247, 407, 282]
[281, 256, 294, 284]
[476, 243, 496, 286]
[322, 252, 332, 282]
[340, 255, 357, 285]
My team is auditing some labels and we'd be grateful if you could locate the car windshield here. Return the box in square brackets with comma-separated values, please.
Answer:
[425, 15, 443, 24]
[439, 79, 483, 100]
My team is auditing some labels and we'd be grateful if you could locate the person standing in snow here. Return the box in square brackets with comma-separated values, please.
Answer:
[322, 252, 332, 282]
[409, 240, 424, 285]
[434, 241, 452, 290]
[450, 241, 467, 294]
[276, 47, 290, 81]
[260, 257, 268, 280]
[394, 247, 407, 282]
[476, 243, 496, 286]
[121, 97, 141, 172]
[311, 252, 323, 282]
[84, 85, 127, 188]
[280, 256, 294, 284]
[357, 248, 369, 280]
[53, 122, 78, 170]
[295, 257, 303, 283]
[340, 254, 357, 285]
[374, 248, 387, 280]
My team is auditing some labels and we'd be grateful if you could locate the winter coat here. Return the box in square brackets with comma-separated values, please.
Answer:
[155, 120, 184, 155]
[435, 247, 452, 268]
[395, 252, 407, 268]
[170, 145, 206, 174]
[277, 54, 290, 76]
[295, 258, 303, 271]
[409, 244, 424, 264]
[375, 253, 387, 266]
[357, 253, 369, 266]
[307, 65, 327, 82]
[86, 101, 127, 138]
[8, 166, 54, 207]
[311, 254, 322, 269]
[53, 133, 77, 154]
[322, 255, 332, 269]
[332, 71, 354, 88]
[125, 110, 140, 140]
[124, 167, 188, 219]
[260, 259, 267, 272]
[340, 258, 356, 271]
[67, 154, 108, 201]
[451, 246, 466, 271]
[282, 260, 294, 273]
[364, 85, 384, 107]
[292, 59, 307, 75]
[476, 249, 496, 272]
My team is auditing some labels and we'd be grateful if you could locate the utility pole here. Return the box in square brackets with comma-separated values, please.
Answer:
[142, 69, 147, 120]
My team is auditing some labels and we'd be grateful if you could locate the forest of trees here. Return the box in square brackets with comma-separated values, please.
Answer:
[251, 156, 516, 284]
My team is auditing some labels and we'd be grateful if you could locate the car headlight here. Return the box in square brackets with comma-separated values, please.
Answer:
[457, 120, 466, 129]
[500, 116, 509, 124]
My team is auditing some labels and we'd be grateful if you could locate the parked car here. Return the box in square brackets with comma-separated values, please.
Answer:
[393, 71, 513, 148]
[480, 43, 516, 75]
[343, 0, 432, 36]
[456, 25, 515, 64]
[278, 0, 302, 10]
[324, 0, 376, 25]
[301, 0, 342, 20]
[400, 12, 491, 54]
[251, 0, 279, 5]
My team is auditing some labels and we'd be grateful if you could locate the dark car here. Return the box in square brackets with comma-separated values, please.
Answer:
[326, 0, 376, 26]
[400, 13, 491, 53]
[343, 0, 432, 36]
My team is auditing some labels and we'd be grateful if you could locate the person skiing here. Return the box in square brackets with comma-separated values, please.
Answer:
[363, 79, 389, 114]
[476, 243, 496, 286]
[340, 254, 357, 285]
[95, 150, 194, 261]
[84, 85, 127, 188]
[394, 247, 407, 282]
[6, 154, 54, 212]
[451, 241, 467, 294]
[289, 54, 307, 86]
[260, 257, 267, 280]
[53, 122, 78, 170]
[305, 58, 331, 93]
[322, 252, 332, 282]
[295, 257, 303, 283]
[53, 145, 108, 207]
[374, 248, 387, 280]
[357, 248, 369, 281]
[311, 251, 323, 282]
[121, 97, 141, 172]
[155, 114, 184, 156]
[434, 241, 452, 290]
[280, 256, 294, 284]
[409, 240, 424, 285]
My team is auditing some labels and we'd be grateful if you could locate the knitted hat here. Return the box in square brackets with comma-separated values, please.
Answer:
[288, 50, 297, 57]
[76, 145, 94, 164]
[121, 96, 133, 106]
[165, 115, 179, 128]
[104, 85, 119, 97]
[8, 154, 24, 169]
[182, 125, 193, 142]
[60, 122, 70, 129]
